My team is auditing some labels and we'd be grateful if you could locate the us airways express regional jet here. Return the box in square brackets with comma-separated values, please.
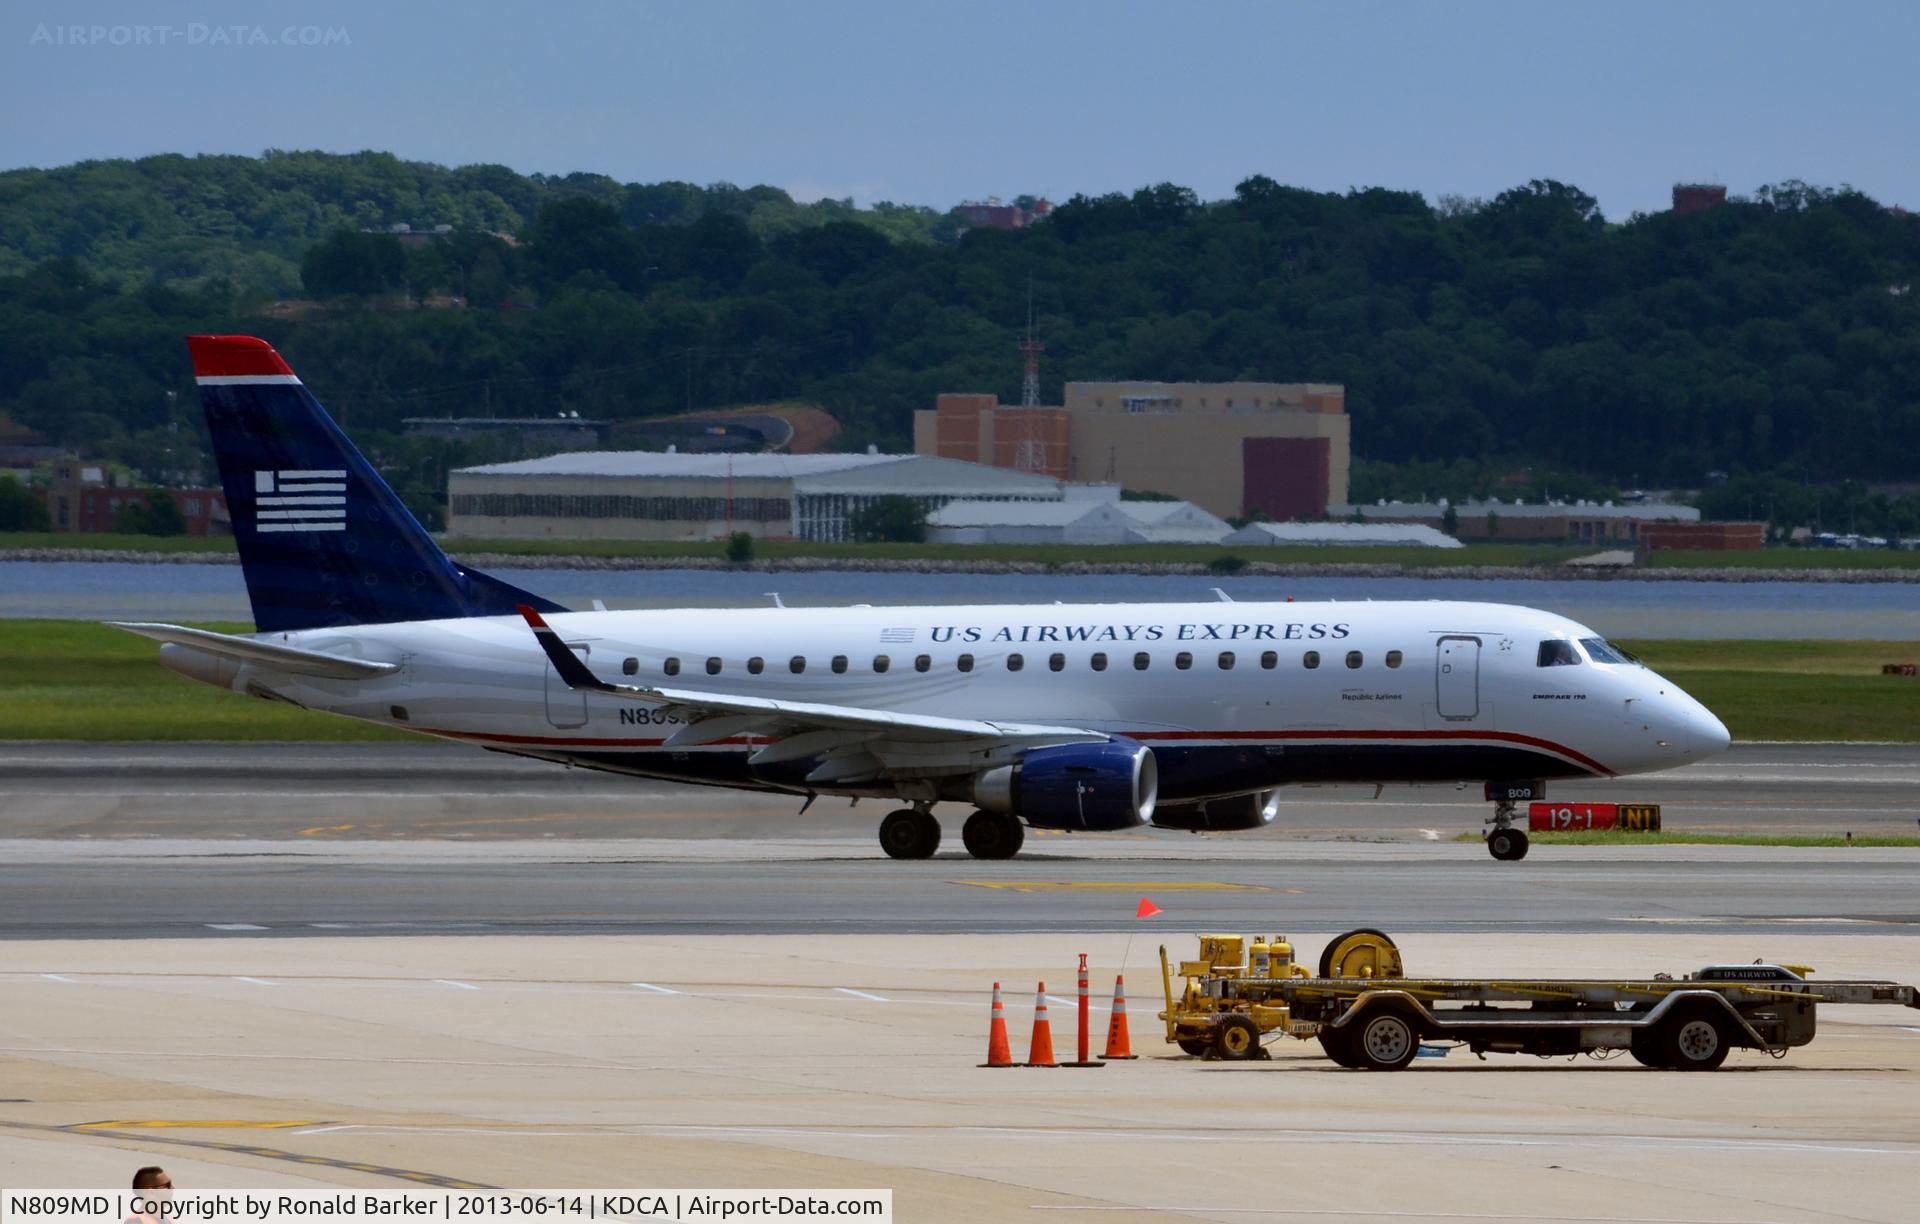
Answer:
[117, 336, 1732, 863]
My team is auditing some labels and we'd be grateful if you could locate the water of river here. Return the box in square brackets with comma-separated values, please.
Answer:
[2, 561, 1915, 639]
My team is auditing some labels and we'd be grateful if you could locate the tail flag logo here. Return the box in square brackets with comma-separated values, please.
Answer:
[254, 469, 347, 533]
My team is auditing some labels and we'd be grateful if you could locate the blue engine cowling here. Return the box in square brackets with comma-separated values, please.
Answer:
[972, 740, 1159, 831]
[1151, 789, 1282, 832]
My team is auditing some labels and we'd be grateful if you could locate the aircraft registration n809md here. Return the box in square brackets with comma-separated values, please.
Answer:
[115, 336, 1731, 862]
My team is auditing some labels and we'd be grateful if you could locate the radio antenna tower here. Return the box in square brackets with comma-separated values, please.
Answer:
[1018, 276, 1043, 408]
[1012, 276, 1048, 472]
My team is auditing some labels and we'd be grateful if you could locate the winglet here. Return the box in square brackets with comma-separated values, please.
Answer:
[518, 604, 613, 692]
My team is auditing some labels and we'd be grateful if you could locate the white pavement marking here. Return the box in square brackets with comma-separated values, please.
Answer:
[233, 976, 276, 987]
[433, 979, 480, 990]
[206, 923, 267, 931]
[833, 987, 889, 1003]
[631, 982, 680, 994]
[40, 974, 75, 983]
[1899, 1026, 1920, 1034]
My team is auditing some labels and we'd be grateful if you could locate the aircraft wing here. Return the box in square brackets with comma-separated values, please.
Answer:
[110, 621, 401, 680]
[518, 606, 1103, 781]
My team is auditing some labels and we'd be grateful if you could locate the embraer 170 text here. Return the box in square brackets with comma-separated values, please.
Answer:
[117, 336, 1732, 862]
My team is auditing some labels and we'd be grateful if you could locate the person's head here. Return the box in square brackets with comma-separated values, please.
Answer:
[132, 1167, 171, 1191]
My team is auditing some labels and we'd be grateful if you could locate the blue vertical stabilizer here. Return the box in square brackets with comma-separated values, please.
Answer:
[189, 334, 566, 632]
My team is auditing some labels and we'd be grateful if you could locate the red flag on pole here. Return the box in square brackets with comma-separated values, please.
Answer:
[1136, 897, 1163, 919]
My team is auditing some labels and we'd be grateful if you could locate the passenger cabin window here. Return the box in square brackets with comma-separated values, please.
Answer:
[789, 656, 806, 674]
[1007, 653, 1024, 672]
[664, 657, 681, 677]
[622, 657, 639, 676]
[1260, 650, 1278, 670]
[1049, 652, 1066, 672]
[1218, 651, 1235, 670]
[1537, 640, 1582, 667]
[1345, 650, 1363, 669]
[1303, 651, 1320, 669]
[831, 655, 848, 674]
[1385, 650, 1403, 669]
[957, 653, 974, 673]
[873, 655, 890, 673]
[747, 656, 764, 675]
[1091, 652, 1108, 671]
[1175, 651, 1193, 670]
[706, 657, 723, 675]
[1133, 652, 1151, 671]
[914, 655, 931, 673]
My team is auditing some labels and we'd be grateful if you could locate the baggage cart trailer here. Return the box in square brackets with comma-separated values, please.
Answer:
[1159, 929, 1920, 1071]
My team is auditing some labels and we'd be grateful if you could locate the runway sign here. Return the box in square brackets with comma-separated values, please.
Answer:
[1528, 802, 1662, 832]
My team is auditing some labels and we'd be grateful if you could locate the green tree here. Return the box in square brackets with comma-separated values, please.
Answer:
[118, 490, 186, 536]
[0, 475, 48, 530]
[724, 530, 754, 563]
[1441, 504, 1459, 535]
[847, 495, 927, 543]
[301, 229, 407, 297]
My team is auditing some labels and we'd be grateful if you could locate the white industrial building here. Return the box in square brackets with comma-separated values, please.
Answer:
[447, 451, 1062, 542]
[1223, 521, 1466, 548]
[927, 489, 1231, 545]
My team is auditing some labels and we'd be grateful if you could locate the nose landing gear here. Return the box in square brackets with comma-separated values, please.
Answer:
[1485, 798, 1531, 862]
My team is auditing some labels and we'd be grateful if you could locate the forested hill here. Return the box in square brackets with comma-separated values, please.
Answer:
[0, 150, 954, 294]
[3, 152, 1919, 496]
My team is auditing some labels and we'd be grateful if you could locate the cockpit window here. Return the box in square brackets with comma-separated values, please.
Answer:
[1580, 637, 1638, 665]
[1537, 639, 1581, 667]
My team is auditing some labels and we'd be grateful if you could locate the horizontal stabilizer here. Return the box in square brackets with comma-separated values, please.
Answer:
[108, 622, 400, 680]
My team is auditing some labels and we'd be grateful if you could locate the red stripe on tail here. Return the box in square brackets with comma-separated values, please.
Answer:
[187, 335, 295, 378]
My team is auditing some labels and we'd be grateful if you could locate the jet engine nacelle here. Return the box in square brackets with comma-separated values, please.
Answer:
[971, 740, 1158, 831]
[1150, 788, 1282, 832]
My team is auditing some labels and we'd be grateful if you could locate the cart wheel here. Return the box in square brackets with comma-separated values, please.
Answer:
[1628, 1028, 1670, 1068]
[1318, 928, 1404, 979]
[1317, 1028, 1362, 1068]
[1661, 1002, 1732, 1071]
[1213, 1014, 1262, 1061]
[1176, 1037, 1211, 1057]
[1350, 1002, 1421, 1071]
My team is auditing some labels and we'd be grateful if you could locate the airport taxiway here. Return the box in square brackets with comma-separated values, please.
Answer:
[3, 739, 1917, 1218]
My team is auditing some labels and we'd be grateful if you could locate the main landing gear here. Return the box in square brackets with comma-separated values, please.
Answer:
[1485, 798, 1530, 862]
[878, 806, 941, 860]
[877, 805, 1026, 860]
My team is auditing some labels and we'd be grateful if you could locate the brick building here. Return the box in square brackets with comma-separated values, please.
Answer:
[914, 381, 1349, 521]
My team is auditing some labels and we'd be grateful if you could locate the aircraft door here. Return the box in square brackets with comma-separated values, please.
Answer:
[545, 642, 590, 728]
[1435, 635, 1481, 721]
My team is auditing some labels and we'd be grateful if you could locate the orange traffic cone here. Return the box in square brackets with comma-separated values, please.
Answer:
[1102, 975, 1137, 1060]
[1025, 982, 1057, 1067]
[979, 981, 1015, 1068]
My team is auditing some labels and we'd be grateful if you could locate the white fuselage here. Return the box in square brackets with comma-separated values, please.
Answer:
[165, 598, 1731, 800]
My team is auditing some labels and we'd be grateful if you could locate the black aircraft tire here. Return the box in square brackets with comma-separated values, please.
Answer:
[962, 809, 1025, 860]
[1487, 828, 1529, 861]
[878, 809, 940, 860]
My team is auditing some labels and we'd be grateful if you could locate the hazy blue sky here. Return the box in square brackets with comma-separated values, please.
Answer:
[4, 0, 1917, 218]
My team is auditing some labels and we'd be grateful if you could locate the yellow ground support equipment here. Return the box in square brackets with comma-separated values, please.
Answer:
[1159, 928, 1920, 1070]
